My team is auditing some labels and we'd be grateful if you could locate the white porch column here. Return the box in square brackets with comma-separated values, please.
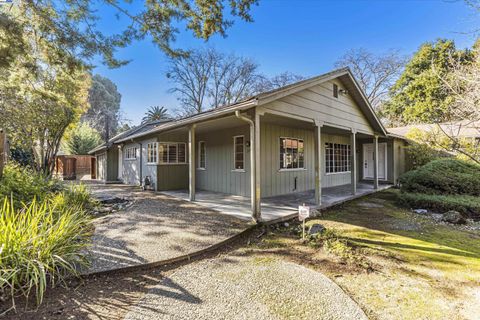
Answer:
[189, 124, 196, 201]
[253, 111, 262, 221]
[373, 135, 379, 190]
[314, 120, 323, 205]
[351, 129, 357, 195]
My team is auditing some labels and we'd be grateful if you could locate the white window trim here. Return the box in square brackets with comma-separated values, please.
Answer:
[158, 142, 188, 165]
[197, 141, 206, 170]
[279, 136, 305, 170]
[146, 142, 158, 164]
[325, 142, 351, 175]
[124, 147, 137, 160]
[233, 135, 245, 172]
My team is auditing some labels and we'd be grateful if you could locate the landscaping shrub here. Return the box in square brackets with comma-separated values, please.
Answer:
[0, 163, 63, 205]
[51, 184, 98, 212]
[397, 192, 480, 218]
[399, 159, 480, 196]
[0, 197, 92, 310]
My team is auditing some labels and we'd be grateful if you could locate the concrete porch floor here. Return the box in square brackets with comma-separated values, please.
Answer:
[161, 182, 392, 222]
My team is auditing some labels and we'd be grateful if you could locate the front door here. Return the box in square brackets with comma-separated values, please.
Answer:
[97, 153, 106, 181]
[363, 143, 387, 180]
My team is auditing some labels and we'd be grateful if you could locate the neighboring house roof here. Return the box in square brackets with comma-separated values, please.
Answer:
[88, 119, 172, 154]
[388, 120, 480, 139]
[90, 67, 387, 151]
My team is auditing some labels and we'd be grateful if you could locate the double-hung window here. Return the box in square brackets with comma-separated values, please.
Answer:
[325, 143, 351, 173]
[198, 141, 206, 169]
[233, 135, 245, 170]
[125, 147, 137, 160]
[147, 143, 158, 164]
[158, 142, 187, 164]
[280, 137, 305, 169]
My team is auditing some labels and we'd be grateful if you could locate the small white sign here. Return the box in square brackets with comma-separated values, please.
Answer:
[298, 205, 310, 221]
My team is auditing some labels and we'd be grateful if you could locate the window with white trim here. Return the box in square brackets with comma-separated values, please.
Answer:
[198, 141, 206, 169]
[158, 142, 187, 164]
[147, 143, 158, 164]
[233, 135, 245, 170]
[325, 143, 351, 173]
[280, 137, 304, 169]
[125, 147, 137, 160]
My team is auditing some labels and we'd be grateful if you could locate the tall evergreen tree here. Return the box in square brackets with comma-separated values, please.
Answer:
[381, 39, 474, 125]
[83, 75, 122, 142]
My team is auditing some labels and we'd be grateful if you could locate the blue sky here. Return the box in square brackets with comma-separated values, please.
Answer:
[93, 0, 479, 125]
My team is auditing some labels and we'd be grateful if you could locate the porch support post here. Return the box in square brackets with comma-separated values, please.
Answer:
[189, 124, 196, 201]
[253, 110, 262, 221]
[314, 120, 323, 206]
[350, 129, 357, 195]
[373, 135, 379, 190]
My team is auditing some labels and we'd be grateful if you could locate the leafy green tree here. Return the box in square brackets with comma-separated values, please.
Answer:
[1, 0, 258, 68]
[381, 39, 474, 125]
[0, 7, 91, 175]
[142, 106, 171, 123]
[82, 75, 122, 142]
[64, 123, 101, 155]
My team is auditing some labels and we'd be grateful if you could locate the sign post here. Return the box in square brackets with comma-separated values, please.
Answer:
[298, 203, 310, 240]
[0, 130, 5, 180]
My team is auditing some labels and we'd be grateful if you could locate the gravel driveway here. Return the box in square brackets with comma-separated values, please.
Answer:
[124, 254, 368, 320]
[85, 183, 250, 273]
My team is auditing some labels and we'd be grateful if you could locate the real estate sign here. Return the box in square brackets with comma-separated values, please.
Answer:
[298, 205, 310, 221]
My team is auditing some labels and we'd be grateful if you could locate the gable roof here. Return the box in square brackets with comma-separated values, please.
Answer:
[89, 119, 172, 154]
[388, 120, 480, 139]
[95, 68, 387, 147]
[254, 67, 387, 134]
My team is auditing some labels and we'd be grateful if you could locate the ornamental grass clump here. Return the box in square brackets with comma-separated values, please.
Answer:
[0, 197, 92, 312]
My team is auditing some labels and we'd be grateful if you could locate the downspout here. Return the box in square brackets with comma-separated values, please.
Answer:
[235, 111, 258, 222]
[138, 142, 143, 187]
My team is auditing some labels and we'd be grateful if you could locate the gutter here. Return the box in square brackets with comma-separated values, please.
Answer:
[117, 99, 257, 143]
[235, 111, 257, 222]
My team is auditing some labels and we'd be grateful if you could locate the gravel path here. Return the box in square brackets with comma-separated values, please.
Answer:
[124, 254, 368, 320]
[84, 183, 250, 273]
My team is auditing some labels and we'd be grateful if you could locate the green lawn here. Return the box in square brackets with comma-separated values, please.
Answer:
[249, 189, 480, 320]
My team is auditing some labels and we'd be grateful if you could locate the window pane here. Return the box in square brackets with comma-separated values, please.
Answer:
[178, 143, 186, 163]
[159, 144, 168, 163]
[168, 144, 177, 163]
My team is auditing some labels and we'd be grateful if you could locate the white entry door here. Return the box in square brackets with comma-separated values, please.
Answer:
[97, 153, 106, 181]
[363, 143, 387, 180]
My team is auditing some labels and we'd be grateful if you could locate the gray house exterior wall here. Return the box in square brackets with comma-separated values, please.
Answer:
[196, 125, 251, 196]
[259, 79, 375, 135]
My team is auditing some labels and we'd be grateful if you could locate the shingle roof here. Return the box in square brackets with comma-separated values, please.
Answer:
[93, 67, 388, 148]
[387, 120, 480, 138]
[88, 119, 172, 154]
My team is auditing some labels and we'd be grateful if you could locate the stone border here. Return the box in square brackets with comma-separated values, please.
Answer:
[80, 224, 257, 279]
[81, 186, 391, 278]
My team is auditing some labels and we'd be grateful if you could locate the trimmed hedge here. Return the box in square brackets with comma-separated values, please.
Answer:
[398, 192, 480, 219]
[399, 159, 480, 196]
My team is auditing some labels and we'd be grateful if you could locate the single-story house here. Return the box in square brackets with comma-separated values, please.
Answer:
[89, 68, 409, 221]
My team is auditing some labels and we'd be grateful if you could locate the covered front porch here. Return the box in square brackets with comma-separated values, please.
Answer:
[162, 182, 392, 222]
